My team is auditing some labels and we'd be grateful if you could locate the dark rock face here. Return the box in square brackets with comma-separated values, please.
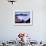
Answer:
[26, 18, 30, 23]
[43, 44, 46, 46]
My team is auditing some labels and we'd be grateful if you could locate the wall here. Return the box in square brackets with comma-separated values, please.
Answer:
[0, 0, 46, 42]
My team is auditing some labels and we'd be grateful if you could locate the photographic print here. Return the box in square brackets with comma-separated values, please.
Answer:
[15, 11, 32, 26]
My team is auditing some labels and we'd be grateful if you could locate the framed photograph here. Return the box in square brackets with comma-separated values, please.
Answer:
[14, 11, 32, 26]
